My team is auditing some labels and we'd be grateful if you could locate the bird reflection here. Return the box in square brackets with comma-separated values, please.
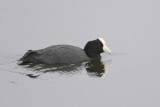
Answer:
[19, 59, 111, 78]
[85, 59, 111, 77]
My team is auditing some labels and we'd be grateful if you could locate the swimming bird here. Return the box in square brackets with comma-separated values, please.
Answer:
[19, 38, 112, 64]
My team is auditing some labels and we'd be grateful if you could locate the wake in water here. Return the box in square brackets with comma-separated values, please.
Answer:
[0, 52, 112, 79]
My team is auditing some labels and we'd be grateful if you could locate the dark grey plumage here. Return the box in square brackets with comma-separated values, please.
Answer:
[19, 38, 111, 64]
[19, 45, 90, 64]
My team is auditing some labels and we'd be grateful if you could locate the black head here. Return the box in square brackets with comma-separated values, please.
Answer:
[84, 38, 112, 59]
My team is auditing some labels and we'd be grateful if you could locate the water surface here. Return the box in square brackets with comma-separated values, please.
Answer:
[0, 0, 160, 107]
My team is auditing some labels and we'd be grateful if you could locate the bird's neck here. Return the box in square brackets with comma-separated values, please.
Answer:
[84, 49, 101, 59]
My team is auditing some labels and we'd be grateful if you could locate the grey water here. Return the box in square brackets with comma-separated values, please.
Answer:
[0, 0, 160, 107]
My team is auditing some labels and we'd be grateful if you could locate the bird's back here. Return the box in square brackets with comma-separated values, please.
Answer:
[19, 45, 90, 64]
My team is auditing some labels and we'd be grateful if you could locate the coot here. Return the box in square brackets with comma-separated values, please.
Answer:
[19, 38, 112, 64]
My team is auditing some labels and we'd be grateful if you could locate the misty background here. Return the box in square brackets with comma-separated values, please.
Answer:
[0, 0, 159, 53]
